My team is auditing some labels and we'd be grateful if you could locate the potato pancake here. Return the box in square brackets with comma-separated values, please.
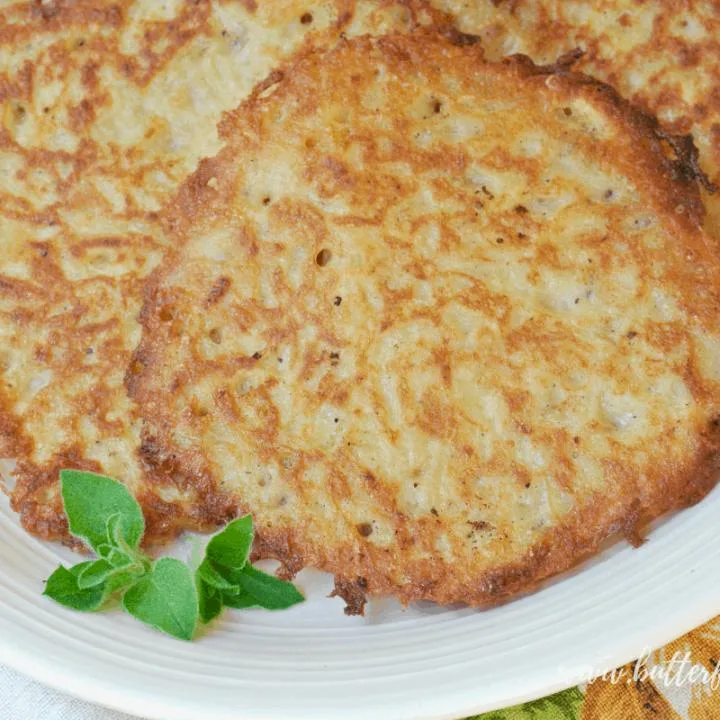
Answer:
[432, 0, 720, 240]
[0, 0, 427, 542]
[129, 34, 720, 610]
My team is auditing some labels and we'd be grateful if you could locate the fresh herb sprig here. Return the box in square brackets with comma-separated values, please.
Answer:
[43, 470, 304, 640]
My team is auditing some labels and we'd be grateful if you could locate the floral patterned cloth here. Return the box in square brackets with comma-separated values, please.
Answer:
[470, 617, 720, 719]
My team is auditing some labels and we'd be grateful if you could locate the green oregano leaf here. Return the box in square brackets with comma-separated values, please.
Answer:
[105, 568, 145, 595]
[106, 513, 124, 545]
[43, 563, 108, 612]
[205, 515, 253, 573]
[197, 582, 224, 624]
[96, 543, 114, 560]
[76, 559, 117, 590]
[46, 470, 305, 639]
[76, 554, 144, 591]
[106, 512, 140, 555]
[60, 470, 145, 553]
[122, 558, 198, 641]
[105, 546, 134, 569]
[197, 558, 240, 593]
[233, 565, 305, 610]
[221, 588, 260, 610]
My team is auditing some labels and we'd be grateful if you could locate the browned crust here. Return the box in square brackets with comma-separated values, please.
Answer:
[508, 48, 714, 215]
[127, 33, 720, 612]
[435, 0, 720, 241]
[653, 129, 718, 194]
[9, 446, 102, 551]
[134, 431, 238, 542]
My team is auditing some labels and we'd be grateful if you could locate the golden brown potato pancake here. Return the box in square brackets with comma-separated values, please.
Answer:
[129, 34, 720, 610]
[432, 0, 720, 240]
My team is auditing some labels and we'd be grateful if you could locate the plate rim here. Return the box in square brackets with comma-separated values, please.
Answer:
[2, 600, 720, 720]
[2, 485, 720, 720]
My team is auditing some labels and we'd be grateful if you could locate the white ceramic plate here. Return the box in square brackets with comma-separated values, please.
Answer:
[2, 483, 720, 720]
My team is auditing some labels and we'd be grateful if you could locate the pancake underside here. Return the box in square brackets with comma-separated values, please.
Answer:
[128, 34, 720, 609]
